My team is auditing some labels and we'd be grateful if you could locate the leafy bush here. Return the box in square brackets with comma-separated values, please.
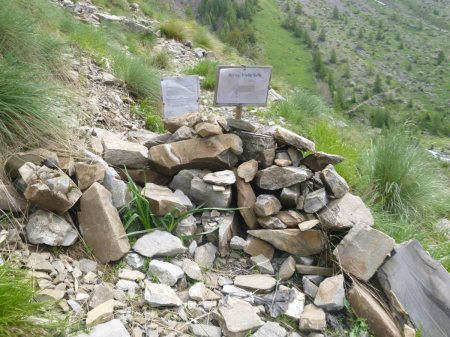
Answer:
[361, 130, 450, 221]
[187, 60, 218, 90]
[160, 20, 187, 41]
[0, 263, 64, 336]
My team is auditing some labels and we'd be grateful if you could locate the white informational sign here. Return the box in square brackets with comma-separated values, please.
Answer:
[161, 76, 200, 118]
[214, 66, 272, 106]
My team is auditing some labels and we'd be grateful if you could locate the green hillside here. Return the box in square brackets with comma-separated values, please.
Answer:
[253, 0, 316, 91]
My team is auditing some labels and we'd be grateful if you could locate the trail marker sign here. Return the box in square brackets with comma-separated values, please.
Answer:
[161, 75, 200, 118]
[214, 66, 272, 118]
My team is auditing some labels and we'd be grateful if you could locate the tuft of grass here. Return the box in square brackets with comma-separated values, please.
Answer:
[151, 51, 170, 69]
[0, 263, 65, 336]
[0, 57, 66, 149]
[121, 171, 238, 236]
[59, 16, 108, 55]
[360, 129, 450, 221]
[373, 211, 450, 270]
[131, 99, 164, 133]
[112, 53, 160, 100]
[0, 1, 65, 75]
[187, 60, 218, 90]
[271, 89, 334, 125]
[159, 20, 187, 42]
[308, 121, 360, 185]
[193, 27, 214, 49]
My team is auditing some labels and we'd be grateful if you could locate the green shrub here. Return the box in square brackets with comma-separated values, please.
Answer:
[187, 60, 218, 90]
[0, 58, 65, 149]
[113, 53, 160, 100]
[361, 130, 450, 221]
[151, 51, 170, 69]
[0, 263, 64, 336]
[159, 20, 187, 41]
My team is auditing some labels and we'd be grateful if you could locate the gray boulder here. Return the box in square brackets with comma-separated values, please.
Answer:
[26, 210, 78, 246]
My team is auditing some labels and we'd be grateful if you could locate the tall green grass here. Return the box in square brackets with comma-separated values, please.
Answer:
[0, 59, 65, 150]
[0, 0, 69, 151]
[0, 263, 64, 336]
[360, 130, 450, 221]
[159, 20, 187, 42]
[0, 1, 65, 75]
[187, 60, 218, 90]
[113, 54, 160, 100]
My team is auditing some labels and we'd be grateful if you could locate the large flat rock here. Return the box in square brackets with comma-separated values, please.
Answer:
[148, 134, 243, 175]
[377, 240, 450, 337]
[76, 319, 130, 337]
[103, 139, 149, 169]
[235, 131, 276, 168]
[273, 126, 315, 152]
[255, 166, 312, 190]
[348, 283, 402, 337]
[79, 183, 130, 263]
[318, 193, 373, 230]
[141, 183, 186, 215]
[217, 297, 264, 336]
[247, 229, 325, 256]
[21, 163, 82, 214]
[26, 210, 78, 246]
[235, 174, 258, 230]
[334, 225, 394, 281]
[133, 230, 186, 258]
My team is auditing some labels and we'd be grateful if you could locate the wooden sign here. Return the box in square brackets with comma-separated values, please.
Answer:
[161, 75, 200, 118]
[214, 66, 272, 106]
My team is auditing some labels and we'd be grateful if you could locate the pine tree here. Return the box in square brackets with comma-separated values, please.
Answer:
[330, 49, 337, 64]
[437, 50, 445, 65]
[311, 17, 317, 31]
[373, 75, 383, 94]
[318, 28, 326, 42]
[332, 5, 339, 20]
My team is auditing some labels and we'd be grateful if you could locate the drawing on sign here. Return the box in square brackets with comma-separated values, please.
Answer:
[161, 75, 200, 118]
[214, 66, 272, 106]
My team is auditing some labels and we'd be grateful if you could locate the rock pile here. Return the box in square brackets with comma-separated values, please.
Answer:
[1, 112, 448, 337]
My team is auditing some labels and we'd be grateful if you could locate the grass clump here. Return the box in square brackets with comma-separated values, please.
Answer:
[193, 27, 214, 49]
[0, 263, 64, 336]
[360, 129, 450, 221]
[0, 1, 65, 75]
[187, 60, 218, 90]
[160, 20, 187, 42]
[151, 51, 171, 69]
[272, 89, 333, 126]
[113, 53, 160, 100]
[121, 171, 236, 236]
[0, 58, 65, 149]
[131, 99, 165, 133]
